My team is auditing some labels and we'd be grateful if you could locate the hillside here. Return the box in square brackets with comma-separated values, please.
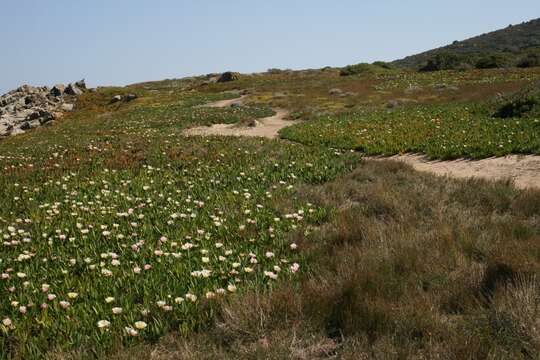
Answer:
[0, 63, 539, 359]
[394, 18, 540, 69]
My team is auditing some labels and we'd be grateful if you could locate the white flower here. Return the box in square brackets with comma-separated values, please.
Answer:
[59, 301, 70, 309]
[97, 320, 110, 328]
[41, 283, 50, 292]
[17, 272, 27, 278]
[67, 292, 78, 299]
[290, 263, 300, 273]
[2, 318, 12, 327]
[264, 271, 278, 280]
[174, 297, 184, 304]
[265, 252, 274, 258]
[19, 306, 27, 314]
[134, 321, 147, 330]
[185, 293, 197, 302]
[227, 284, 237, 292]
[112, 307, 123, 314]
[47, 294, 57, 301]
[133, 266, 141, 274]
[105, 297, 115, 303]
[101, 268, 113, 277]
[156, 301, 166, 307]
[290, 243, 298, 250]
[125, 326, 138, 336]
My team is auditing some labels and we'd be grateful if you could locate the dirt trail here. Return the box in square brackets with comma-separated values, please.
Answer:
[185, 95, 540, 190]
[185, 97, 296, 139]
[378, 154, 540, 190]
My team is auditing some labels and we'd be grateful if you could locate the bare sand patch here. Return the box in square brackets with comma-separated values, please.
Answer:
[184, 109, 295, 139]
[376, 154, 540, 190]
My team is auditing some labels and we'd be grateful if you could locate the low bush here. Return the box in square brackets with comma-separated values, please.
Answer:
[517, 53, 540, 68]
[419, 52, 470, 72]
[476, 54, 508, 69]
[340, 62, 391, 76]
[494, 84, 540, 118]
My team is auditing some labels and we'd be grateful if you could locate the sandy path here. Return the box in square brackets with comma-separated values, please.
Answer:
[185, 109, 294, 139]
[377, 154, 540, 190]
[185, 96, 296, 139]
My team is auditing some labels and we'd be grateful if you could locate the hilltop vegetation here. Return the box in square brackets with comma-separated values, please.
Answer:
[394, 18, 540, 70]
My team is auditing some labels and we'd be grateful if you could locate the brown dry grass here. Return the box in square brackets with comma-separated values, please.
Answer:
[110, 160, 540, 360]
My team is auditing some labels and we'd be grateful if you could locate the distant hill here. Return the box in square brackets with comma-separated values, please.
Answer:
[393, 18, 540, 69]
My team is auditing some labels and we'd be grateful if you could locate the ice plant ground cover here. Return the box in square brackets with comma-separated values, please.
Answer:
[280, 102, 540, 159]
[0, 88, 358, 357]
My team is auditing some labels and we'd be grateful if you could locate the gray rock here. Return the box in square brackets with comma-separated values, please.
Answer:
[65, 84, 83, 96]
[217, 72, 240, 83]
[20, 121, 31, 130]
[124, 94, 138, 102]
[50, 84, 65, 97]
[75, 79, 86, 90]
[1, 81, 81, 138]
[61, 103, 74, 111]
[110, 95, 123, 103]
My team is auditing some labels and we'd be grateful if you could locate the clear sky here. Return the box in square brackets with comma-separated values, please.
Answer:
[0, 0, 538, 93]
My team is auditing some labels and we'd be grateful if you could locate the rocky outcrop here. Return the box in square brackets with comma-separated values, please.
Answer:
[0, 81, 85, 138]
[217, 72, 240, 83]
[109, 93, 138, 104]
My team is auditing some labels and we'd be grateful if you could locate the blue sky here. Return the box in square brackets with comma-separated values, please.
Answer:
[0, 1, 538, 93]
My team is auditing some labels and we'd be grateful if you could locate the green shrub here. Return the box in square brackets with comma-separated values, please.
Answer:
[475, 55, 507, 69]
[494, 85, 540, 118]
[372, 61, 395, 70]
[517, 53, 540, 68]
[419, 52, 470, 72]
[340, 63, 391, 76]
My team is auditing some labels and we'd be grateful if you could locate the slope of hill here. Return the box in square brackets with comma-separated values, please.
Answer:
[394, 18, 540, 69]
[1, 64, 539, 359]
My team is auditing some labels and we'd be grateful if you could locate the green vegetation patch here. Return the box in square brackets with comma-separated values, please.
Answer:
[281, 102, 540, 159]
